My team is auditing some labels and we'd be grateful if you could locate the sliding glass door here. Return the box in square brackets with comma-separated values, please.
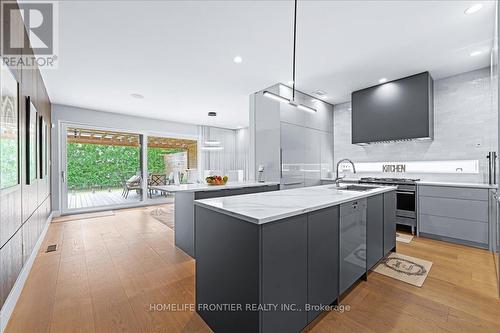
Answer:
[61, 125, 144, 213]
[146, 135, 197, 201]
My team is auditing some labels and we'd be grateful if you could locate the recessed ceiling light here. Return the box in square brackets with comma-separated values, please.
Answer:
[464, 3, 483, 15]
[470, 50, 482, 56]
[233, 55, 243, 63]
[130, 93, 144, 99]
[379, 78, 388, 83]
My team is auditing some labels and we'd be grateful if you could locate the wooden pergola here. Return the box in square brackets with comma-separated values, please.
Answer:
[67, 128, 197, 149]
[67, 127, 198, 168]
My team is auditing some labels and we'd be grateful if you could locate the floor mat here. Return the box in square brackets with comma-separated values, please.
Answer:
[373, 252, 432, 287]
[396, 233, 414, 243]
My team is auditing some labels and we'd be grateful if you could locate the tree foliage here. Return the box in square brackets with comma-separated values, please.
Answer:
[66, 143, 182, 189]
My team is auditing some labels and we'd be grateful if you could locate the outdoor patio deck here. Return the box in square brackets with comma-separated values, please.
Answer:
[67, 188, 173, 210]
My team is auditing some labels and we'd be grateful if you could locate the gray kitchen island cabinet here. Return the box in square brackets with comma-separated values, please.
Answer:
[340, 199, 367, 294]
[151, 182, 280, 258]
[194, 185, 396, 333]
[366, 192, 397, 270]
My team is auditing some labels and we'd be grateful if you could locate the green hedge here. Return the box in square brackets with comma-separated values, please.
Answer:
[67, 143, 182, 189]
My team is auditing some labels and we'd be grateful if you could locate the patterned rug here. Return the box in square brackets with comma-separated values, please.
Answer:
[373, 252, 432, 287]
[396, 233, 414, 244]
[150, 205, 175, 230]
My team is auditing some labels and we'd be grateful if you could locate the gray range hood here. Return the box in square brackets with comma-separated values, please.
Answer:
[351, 72, 434, 144]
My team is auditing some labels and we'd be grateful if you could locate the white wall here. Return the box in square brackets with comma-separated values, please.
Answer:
[334, 67, 497, 183]
[50, 104, 199, 212]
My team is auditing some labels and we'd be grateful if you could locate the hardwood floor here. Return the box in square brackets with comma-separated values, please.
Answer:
[5, 207, 500, 333]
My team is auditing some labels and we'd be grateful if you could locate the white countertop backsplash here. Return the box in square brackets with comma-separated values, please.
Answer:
[321, 175, 497, 189]
[194, 184, 397, 224]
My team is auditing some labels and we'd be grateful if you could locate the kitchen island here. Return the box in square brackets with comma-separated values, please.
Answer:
[150, 182, 280, 257]
[194, 184, 396, 333]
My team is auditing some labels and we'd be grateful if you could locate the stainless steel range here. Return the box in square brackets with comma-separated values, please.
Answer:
[359, 177, 419, 234]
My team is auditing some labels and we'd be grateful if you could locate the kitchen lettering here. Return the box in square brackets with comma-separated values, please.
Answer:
[382, 164, 406, 173]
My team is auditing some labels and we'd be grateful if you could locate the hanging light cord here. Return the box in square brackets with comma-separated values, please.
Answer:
[292, 0, 298, 102]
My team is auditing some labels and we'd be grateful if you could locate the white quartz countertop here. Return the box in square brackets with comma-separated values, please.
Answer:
[194, 184, 397, 224]
[149, 181, 279, 193]
[416, 181, 497, 189]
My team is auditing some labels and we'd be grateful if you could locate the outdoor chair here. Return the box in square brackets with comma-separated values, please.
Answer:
[148, 174, 167, 198]
[122, 175, 142, 199]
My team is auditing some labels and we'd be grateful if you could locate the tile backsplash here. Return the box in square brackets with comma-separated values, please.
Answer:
[334, 67, 497, 183]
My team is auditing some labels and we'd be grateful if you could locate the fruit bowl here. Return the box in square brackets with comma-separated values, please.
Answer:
[206, 175, 228, 185]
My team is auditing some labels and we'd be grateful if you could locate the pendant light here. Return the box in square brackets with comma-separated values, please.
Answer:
[263, 0, 317, 113]
[202, 112, 224, 151]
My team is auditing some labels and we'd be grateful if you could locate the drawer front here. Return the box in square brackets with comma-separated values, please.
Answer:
[418, 185, 488, 201]
[419, 196, 488, 222]
[419, 214, 488, 244]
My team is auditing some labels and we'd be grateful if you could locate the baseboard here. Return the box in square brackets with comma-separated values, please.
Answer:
[0, 212, 53, 333]
[51, 210, 60, 217]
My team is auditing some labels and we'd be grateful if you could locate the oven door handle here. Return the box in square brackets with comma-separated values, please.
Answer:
[397, 190, 415, 194]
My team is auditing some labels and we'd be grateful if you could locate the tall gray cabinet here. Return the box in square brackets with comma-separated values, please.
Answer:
[250, 84, 334, 187]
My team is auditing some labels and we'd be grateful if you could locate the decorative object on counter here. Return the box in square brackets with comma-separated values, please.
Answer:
[396, 233, 413, 244]
[258, 164, 265, 182]
[205, 175, 228, 185]
[373, 252, 432, 287]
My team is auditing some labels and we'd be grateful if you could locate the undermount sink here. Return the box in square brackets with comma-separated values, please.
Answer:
[332, 185, 379, 192]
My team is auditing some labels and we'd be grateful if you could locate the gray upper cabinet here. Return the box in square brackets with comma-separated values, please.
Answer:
[278, 85, 334, 134]
[307, 206, 339, 323]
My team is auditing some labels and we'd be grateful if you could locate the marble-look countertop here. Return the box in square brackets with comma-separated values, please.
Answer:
[416, 181, 497, 189]
[149, 181, 279, 193]
[194, 184, 397, 224]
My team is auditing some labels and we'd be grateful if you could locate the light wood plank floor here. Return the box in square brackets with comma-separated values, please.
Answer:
[5, 207, 500, 333]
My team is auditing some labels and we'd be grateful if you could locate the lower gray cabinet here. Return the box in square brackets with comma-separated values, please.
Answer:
[383, 191, 397, 254]
[340, 199, 367, 295]
[366, 194, 384, 270]
[262, 215, 308, 333]
[307, 206, 339, 323]
[417, 185, 489, 248]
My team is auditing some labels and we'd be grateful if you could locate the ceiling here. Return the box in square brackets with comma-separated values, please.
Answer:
[40, 0, 496, 128]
